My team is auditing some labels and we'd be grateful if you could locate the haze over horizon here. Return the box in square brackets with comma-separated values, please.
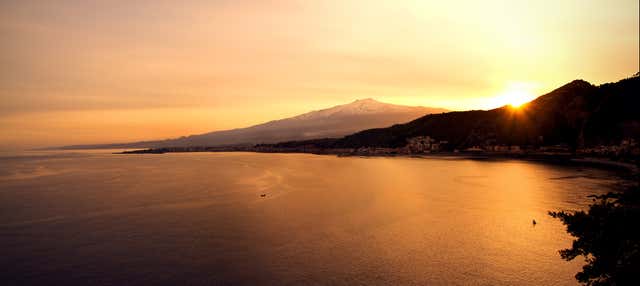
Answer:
[1, 0, 638, 149]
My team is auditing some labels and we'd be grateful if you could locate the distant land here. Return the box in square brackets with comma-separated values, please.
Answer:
[56, 99, 447, 150]
[253, 74, 640, 160]
[123, 74, 640, 167]
[326, 75, 640, 150]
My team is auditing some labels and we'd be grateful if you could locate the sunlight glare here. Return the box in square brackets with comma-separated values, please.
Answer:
[504, 90, 533, 108]
[495, 82, 539, 108]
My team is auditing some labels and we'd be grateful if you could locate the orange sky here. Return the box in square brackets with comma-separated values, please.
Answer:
[0, 0, 638, 149]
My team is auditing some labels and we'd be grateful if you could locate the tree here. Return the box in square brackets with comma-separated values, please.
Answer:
[549, 183, 640, 285]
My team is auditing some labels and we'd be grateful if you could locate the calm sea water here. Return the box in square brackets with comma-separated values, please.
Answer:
[0, 151, 628, 285]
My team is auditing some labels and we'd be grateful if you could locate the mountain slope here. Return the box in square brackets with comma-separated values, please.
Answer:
[273, 75, 640, 150]
[59, 99, 447, 149]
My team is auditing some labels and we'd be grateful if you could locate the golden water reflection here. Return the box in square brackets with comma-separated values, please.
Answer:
[0, 152, 624, 285]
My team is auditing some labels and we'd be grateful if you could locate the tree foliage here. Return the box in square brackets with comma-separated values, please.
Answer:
[549, 183, 640, 285]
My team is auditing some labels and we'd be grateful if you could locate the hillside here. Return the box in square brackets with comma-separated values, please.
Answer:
[270, 75, 640, 151]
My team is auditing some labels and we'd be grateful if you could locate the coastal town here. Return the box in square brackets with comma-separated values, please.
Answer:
[122, 135, 640, 168]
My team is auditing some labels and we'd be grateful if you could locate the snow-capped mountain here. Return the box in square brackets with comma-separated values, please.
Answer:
[293, 98, 432, 119]
[58, 99, 447, 149]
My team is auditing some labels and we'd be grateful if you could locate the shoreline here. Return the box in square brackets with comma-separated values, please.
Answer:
[118, 148, 639, 175]
[348, 152, 639, 174]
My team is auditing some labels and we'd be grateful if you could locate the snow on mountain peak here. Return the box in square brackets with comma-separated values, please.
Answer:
[293, 98, 427, 120]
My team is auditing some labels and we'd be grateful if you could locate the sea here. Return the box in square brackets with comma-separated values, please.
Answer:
[0, 150, 630, 285]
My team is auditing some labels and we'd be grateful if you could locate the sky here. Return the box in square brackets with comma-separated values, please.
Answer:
[0, 0, 638, 149]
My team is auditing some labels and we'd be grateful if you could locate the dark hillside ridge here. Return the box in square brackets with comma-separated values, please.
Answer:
[269, 75, 640, 151]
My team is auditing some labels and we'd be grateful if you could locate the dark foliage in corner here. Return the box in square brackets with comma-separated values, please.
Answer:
[549, 182, 640, 285]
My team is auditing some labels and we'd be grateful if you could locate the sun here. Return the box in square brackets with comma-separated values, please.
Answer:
[495, 82, 539, 108]
[503, 90, 534, 108]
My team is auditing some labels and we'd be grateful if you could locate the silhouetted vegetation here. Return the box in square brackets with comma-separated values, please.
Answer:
[549, 181, 640, 285]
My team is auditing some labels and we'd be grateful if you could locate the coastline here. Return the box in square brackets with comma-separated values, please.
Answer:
[351, 152, 639, 175]
[118, 147, 639, 175]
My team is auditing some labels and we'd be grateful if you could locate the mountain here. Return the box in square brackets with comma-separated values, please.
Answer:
[58, 99, 447, 149]
[269, 75, 640, 151]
